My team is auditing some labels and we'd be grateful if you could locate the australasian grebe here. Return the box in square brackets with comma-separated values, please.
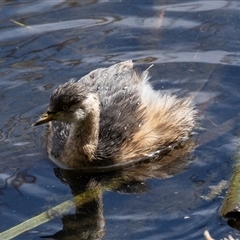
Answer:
[33, 60, 196, 169]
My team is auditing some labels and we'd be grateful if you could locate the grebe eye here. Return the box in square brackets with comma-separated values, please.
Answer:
[62, 105, 69, 111]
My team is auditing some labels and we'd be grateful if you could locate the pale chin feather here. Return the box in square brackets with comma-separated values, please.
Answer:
[72, 108, 87, 122]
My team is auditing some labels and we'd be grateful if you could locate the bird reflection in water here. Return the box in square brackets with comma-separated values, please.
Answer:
[42, 139, 195, 240]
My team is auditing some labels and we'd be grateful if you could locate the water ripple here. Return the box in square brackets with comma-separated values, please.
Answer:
[0, 17, 115, 42]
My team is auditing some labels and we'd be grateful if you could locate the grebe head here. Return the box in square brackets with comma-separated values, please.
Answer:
[33, 79, 99, 126]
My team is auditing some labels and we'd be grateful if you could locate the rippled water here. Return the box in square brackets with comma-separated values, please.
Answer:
[0, 1, 240, 239]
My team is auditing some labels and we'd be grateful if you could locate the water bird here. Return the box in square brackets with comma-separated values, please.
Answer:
[33, 60, 196, 169]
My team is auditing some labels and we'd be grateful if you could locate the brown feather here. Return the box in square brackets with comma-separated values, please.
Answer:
[34, 60, 196, 169]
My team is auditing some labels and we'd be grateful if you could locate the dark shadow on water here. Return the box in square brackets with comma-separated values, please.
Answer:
[41, 139, 195, 239]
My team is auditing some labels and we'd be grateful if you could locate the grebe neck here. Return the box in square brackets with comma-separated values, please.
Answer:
[62, 93, 100, 168]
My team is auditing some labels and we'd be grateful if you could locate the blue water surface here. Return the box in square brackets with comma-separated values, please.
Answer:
[0, 1, 240, 239]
